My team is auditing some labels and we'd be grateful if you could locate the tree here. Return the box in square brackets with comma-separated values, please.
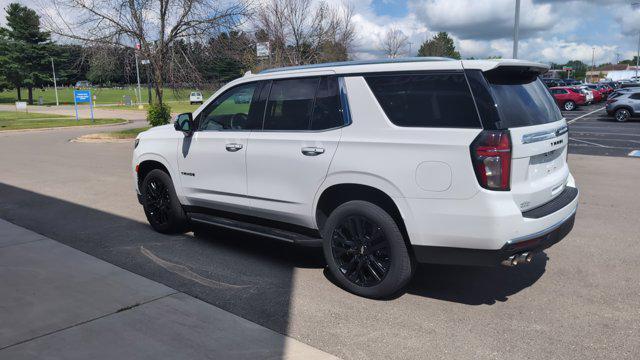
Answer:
[45, 0, 249, 105]
[380, 28, 408, 58]
[417, 32, 460, 59]
[0, 3, 53, 104]
[254, 0, 356, 68]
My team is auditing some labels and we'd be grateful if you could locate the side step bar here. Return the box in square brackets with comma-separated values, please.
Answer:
[188, 213, 323, 247]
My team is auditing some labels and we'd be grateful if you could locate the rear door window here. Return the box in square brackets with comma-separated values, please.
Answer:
[365, 73, 481, 128]
[263, 77, 319, 131]
[311, 77, 343, 130]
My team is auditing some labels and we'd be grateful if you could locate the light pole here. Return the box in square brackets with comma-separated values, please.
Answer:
[512, 0, 521, 59]
[633, 3, 640, 80]
[50, 58, 59, 106]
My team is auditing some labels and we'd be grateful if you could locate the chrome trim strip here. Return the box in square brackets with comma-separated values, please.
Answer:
[521, 125, 568, 144]
[507, 192, 578, 245]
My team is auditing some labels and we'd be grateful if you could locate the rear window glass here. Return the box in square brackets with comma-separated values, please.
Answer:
[365, 73, 480, 128]
[484, 69, 562, 128]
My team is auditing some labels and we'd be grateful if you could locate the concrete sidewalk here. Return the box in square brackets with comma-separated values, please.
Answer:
[0, 218, 337, 360]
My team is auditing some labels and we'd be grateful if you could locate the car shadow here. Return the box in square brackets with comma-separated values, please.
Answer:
[405, 253, 548, 305]
[322, 253, 547, 304]
[0, 181, 547, 313]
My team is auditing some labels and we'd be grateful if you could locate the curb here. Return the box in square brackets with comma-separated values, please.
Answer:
[0, 120, 131, 134]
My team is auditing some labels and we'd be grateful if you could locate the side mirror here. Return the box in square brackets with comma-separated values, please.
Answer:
[174, 113, 194, 136]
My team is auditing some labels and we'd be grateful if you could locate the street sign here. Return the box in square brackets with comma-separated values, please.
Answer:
[257, 42, 270, 57]
[563, 66, 573, 71]
[73, 90, 94, 123]
[15, 101, 27, 112]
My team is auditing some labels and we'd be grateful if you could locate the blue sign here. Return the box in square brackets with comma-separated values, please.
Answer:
[74, 90, 91, 103]
[73, 90, 94, 122]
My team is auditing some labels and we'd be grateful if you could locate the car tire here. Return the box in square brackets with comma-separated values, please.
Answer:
[615, 108, 631, 122]
[563, 101, 576, 111]
[322, 200, 414, 299]
[141, 169, 189, 234]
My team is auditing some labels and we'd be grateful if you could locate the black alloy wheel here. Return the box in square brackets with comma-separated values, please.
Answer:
[145, 178, 171, 226]
[322, 200, 414, 299]
[331, 215, 391, 287]
[141, 169, 188, 234]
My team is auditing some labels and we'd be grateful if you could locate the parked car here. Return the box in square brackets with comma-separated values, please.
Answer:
[542, 78, 566, 87]
[584, 84, 605, 102]
[133, 58, 578, 298]
[549, 86, 586, 111]
[606, 91, 640, 122]
[75, 80, 91, 89]
[575, 86, 594, 104]
[563, 78, 581, 86]
[189, 92, 203, 105]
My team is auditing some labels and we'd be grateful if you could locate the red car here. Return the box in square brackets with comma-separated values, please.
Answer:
[585, 84, 606, 101]
[549, 86, 587, 111]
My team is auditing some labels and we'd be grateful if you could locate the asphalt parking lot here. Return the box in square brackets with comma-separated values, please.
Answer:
[564, 102, 640, 157]
[0, 117, 639, 359]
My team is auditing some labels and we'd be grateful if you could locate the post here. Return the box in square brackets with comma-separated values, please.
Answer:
[74, 94, 79, 122]
[512, 0, 521, 59]
[135, 51, 142, 106]
[636, 30, 639, 80]
[51, 58, 59, 106]
[89, 91, 94, 123]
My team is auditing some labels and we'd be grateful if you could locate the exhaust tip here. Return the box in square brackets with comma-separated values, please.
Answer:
[501, 255, 518, 267]
[518, 252, 533, 264]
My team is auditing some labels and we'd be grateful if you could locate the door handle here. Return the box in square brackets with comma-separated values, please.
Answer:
[225, 143, 243, 152]
[301, 147, 325, 156]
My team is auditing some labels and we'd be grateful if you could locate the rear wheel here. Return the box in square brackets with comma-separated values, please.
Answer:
[563, 101, 576, 111]
[322, 200, 413, 299]
[615, 108, 631, 122]
[141, 169, 188, 233]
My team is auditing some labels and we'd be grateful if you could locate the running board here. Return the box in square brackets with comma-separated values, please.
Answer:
[188, 213, 323, 247]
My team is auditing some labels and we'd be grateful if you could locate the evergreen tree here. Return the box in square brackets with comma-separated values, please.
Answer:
[417, 32, 461, 59]
[0, 3, 53, 104]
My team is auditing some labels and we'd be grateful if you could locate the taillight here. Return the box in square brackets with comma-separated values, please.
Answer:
[470, 130, 511, 191]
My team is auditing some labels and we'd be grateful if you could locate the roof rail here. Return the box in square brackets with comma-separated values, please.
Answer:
[259, 57, 455, 74]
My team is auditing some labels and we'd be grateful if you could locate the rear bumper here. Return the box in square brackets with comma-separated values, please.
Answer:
[412, 210, 575, 266]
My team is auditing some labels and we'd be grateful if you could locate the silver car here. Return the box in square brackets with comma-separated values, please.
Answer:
[606, 91, 640, 122]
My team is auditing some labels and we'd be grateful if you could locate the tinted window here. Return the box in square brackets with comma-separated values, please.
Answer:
[264, 78, 319, 131]
[198, 83, 258, 131]
[311, 77, 343, 130]
[484, 68, 562, 128]
[365, 73, 480, 128]
[630, 93, 640, 100]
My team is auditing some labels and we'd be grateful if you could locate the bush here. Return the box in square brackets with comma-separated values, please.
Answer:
[147, 103, 171, 127]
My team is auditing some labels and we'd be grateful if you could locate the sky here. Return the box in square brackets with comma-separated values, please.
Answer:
[2, 0, 640, 65]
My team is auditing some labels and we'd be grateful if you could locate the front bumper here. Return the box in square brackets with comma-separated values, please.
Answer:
[412, 210, 576, 266]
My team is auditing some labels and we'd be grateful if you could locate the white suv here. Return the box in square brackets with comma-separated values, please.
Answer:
[133, 58, 578, 298]
[189, 91, 203, 104]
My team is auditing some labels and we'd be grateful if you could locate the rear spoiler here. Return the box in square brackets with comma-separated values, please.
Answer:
[462, 60, 550, 76]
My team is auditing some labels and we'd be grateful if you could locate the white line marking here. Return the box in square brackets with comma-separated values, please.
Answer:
[569, 137, 610, 148]
[567, 107, 606, 124]
[573, 137, 640, 144]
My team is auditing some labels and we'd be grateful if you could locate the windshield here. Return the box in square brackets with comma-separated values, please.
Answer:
[484, 68, 563, 128]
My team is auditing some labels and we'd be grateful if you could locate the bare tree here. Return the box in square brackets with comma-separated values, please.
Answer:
[380, 27, 408, 58]
[254, 0, 355, 68]
[42, 0, 250, 104]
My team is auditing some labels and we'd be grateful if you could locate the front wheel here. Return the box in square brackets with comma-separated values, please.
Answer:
[322, 200, 414, 299]
[563, 101, 576, 111]
[615, 108, 631, 122]
[141, 169, 189, 233]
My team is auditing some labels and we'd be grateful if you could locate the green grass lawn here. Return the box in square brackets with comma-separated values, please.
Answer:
[0, 110, 123, 130]
[0, 87, 213, 106]
[102, 101, 202, 114]
[103, 127, 151, 139]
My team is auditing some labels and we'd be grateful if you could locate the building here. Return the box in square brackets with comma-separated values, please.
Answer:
[586, 64, 639, 82]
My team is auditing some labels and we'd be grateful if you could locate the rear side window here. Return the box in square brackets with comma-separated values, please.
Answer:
[483, 68, 562, 128]
[630, 93, 640, 100]
[365, 73, 481, 128]
[264, 78, 319, 131]
[311, 77, 343, 130]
